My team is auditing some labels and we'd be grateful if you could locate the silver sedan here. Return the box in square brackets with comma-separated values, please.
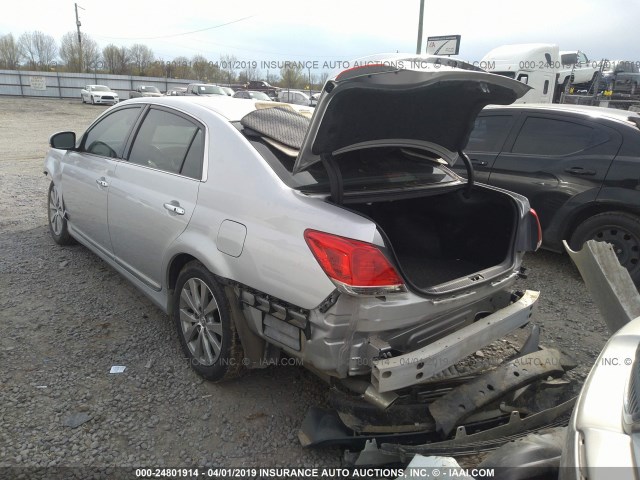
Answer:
[45, 58, 541, 395]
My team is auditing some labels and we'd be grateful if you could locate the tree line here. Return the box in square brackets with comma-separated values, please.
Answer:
[0, 30, 329, 90]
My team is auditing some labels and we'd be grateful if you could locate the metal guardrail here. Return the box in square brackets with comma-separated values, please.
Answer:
[0, 69, 198, 100]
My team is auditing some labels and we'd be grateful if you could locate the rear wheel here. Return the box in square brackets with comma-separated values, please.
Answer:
[47, 181, 74, 245]
[570, 212, 640, 284]
[173, 261, 243, 381]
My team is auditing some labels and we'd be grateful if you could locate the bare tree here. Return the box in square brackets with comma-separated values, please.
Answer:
[309, 73, 319, 91]
[242, 65, 260, 82]
[170, 56, 192, 79]
[59, 31, 100, 72]
[83, 36, 101, 71]
[102, 44, 130, 74]
[220, 54, 237, 85]
[319, 71, 329, 86]
[280, 63, 305, 89]
[129, 44, 154, 75]
[265, 70, 280, 85]
[191, 55, 208, 81]
[0, 33, 21, 69]
[18, 31, 57, 70]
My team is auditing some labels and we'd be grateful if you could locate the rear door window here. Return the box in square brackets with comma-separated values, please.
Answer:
[128, 108, 205, 179]
[511, 117, 609, 156]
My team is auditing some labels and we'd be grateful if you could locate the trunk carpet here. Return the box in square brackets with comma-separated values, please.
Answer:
[398, 254, 481, 288]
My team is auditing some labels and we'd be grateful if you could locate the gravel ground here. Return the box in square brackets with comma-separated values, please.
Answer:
[0, 97, 609, 473]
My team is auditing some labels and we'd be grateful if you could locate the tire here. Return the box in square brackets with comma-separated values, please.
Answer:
[81, 94, 85, 104]
[47, 181, 74, 245]
[91, 96, 95, 105]
[570, 212, 640, 284]
[173, 261, 244, 381]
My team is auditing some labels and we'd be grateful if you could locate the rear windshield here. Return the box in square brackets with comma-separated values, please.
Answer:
[246, 135, 457, 193]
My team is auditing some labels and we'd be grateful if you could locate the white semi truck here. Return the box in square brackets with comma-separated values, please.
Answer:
[481, 43, 599, 103]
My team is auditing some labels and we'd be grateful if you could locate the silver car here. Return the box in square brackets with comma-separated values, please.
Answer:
[44, 58, 541, 395]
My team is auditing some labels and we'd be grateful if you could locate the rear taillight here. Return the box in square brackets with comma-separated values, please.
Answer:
[530, 208, 542, 250]
[516, 208, 542, 252]
[304, 229, 405, 295]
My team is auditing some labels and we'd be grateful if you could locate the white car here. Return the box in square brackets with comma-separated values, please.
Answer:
[277, 90, 316, 106]
[81, 85, 119, 105]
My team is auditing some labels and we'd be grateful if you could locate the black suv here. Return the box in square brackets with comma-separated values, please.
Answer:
[453, 104, 640, 283]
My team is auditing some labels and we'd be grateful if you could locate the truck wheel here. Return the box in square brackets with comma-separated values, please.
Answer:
[570, 212, 640, 284]
[173, 261, 244, 381]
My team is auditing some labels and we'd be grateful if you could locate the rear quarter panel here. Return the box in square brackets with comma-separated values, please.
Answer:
[165, 115, 378, 310]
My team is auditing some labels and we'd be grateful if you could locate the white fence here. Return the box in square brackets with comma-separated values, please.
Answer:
[0, 69, 199, 100]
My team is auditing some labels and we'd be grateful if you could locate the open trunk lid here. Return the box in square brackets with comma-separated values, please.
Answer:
[293, 58, 530, 173]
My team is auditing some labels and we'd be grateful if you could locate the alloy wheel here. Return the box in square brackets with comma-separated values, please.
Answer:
[179, 278, 223, 366]
[48, 184, 64, 236]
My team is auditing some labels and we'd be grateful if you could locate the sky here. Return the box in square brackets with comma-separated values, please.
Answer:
[1, 0, 638, 74]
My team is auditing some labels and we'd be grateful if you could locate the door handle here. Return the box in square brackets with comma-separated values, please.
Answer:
[471, 159, 488, 167]
[95, 178, 109, 187]
[164, 203, 185, 215]
[564, 167, 596, 176]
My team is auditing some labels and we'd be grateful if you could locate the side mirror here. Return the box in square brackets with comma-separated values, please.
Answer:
[50, 131, 76, 150]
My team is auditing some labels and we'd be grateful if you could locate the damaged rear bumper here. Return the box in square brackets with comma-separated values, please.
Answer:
[371, 290, 539, 392]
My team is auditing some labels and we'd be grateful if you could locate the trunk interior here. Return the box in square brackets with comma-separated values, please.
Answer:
[347, 186, 518, 291]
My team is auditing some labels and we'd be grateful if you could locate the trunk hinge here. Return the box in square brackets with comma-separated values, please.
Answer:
[459, 150, 474, 199]
[321, 153, 343, 205]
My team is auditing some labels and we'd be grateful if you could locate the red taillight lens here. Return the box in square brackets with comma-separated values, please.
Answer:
[304, 229, 404, 289]
[530, 208, 542, 250]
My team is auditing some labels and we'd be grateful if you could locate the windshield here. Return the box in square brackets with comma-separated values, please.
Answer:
[199, 85, 225, 95]
[141, 86, 160, 93]
[92, 86, 110, 91]
[249, 91, 271, 100]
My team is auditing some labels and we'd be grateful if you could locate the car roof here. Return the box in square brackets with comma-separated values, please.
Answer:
[121, 96, 297, 122]
[484, 103, 640, 128]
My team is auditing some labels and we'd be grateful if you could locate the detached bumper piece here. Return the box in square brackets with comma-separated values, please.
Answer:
[371, 290, 539, 393]
[429, 348, 570, 437]
[300, 346, 577, 466]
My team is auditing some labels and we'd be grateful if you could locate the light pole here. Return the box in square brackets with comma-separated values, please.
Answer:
[416, 0, 425, 54]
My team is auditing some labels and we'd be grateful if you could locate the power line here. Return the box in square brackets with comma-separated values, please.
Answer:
[94, 15, 254, 41]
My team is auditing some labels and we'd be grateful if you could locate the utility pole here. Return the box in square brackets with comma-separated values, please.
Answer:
[75, 3, 84, 72]
[416, 0, 425, 54]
